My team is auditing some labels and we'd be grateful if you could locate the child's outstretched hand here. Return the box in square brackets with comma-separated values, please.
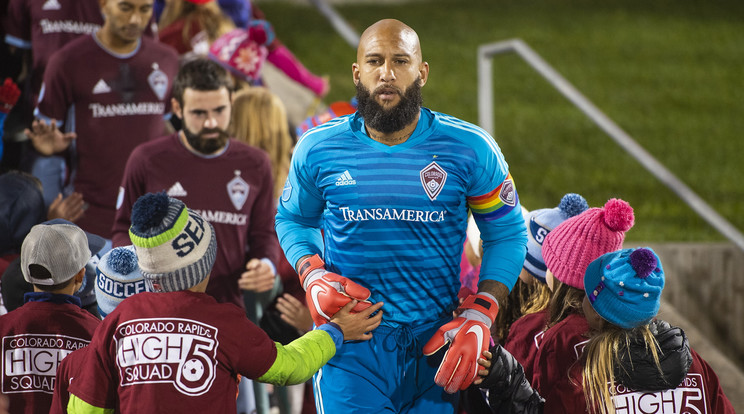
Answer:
[330, 299, 383, 341]
[473, 349, 492, 385]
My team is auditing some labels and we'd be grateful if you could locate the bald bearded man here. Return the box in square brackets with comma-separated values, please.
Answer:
[275, 19, 527, 413]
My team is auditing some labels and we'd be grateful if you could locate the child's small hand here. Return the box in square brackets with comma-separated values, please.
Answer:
[330, 300, 383, 341]
[473, 349, 492, 385]
[276, 293, 313, 333]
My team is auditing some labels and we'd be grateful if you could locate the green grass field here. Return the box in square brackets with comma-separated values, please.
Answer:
[257, 0, 744, 243]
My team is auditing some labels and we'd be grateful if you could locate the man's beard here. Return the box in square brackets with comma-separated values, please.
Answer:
[355, 78, 423, 134]
[183, 126, 230, 155]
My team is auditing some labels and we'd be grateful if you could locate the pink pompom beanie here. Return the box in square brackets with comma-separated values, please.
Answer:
[542, 198, 635, 289]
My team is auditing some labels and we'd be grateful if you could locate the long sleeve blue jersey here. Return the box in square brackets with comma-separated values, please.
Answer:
[276, 108, 527, 325]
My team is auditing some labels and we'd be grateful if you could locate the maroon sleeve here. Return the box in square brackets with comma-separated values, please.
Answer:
[50, 347, 88, 414]
[36, 47, 74, 122]
[691, 349, 736, 413]
[68, 318, 119, 408]
[4, 0, 31, 46]
[246, 152, 280, 267]
[225, 307, 278, 379]
[111, 143, 152, 246]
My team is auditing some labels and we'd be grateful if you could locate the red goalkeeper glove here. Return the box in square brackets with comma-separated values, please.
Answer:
[298, 254, 372, 326]
[423, 293, 499, 393]
[0, 78, 20, 114]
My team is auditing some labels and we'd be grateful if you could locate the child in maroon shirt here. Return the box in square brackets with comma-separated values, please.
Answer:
[503, 193, 588, 382]
[68, 193, 382, 413]
[0, 219, 102, 414]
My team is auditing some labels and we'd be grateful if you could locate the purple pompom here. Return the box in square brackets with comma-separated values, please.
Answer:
[107, 247, 138, 275]
[629, 248, 657, 278]
[558, 193, 589, 218]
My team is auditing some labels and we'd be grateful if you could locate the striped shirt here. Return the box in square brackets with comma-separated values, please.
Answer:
[276, 108, 526, 325]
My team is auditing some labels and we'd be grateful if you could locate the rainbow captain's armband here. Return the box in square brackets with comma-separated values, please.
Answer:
[467, 173, 518, 221]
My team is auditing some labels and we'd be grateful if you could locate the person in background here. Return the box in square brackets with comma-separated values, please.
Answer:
[502, 193, 588, 381]
[158, 0, 235, 57]
[229, 85, 313, 414]
[49, 245, 150, 414]
[26, 0, 179, 239]
[154, 0, 329, 97]
[1, 170, 95, 315]
[0, 219, 102, 413]
[530, 198, 634, 399]
[229, 86, 293, 200]
[0, 77, 20, 161]
[112, 57, 280, 311]
[561, 247, 734, 413]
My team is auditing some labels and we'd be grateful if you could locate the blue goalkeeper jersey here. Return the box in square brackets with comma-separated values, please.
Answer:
[276, 108, 527, 325]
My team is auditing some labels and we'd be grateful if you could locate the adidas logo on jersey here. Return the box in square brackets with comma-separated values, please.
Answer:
[42, 0, 61, 10]
[167, 182, 188, 197]
[335, 170, 356, 186]
[92, 79, 112, 94]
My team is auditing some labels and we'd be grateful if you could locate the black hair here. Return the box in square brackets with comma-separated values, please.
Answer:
[172, 57, 233, 107]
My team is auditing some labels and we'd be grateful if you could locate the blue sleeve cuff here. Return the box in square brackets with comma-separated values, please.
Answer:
[317, 323, 343, 350]
[260, 258, 277, 276]
[5, 34, 31, 49]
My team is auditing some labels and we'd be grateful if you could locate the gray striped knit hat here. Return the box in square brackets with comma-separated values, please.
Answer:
[129, 192, 216, 292]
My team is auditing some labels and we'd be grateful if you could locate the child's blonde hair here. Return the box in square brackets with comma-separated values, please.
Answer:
[228, 87, 293, 199]
[582, 324, 661, 414]
[546, 279, 584, 328]
[521, 279, 551, 315]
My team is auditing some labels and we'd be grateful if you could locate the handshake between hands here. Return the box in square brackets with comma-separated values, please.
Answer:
[298, 254, 382, 341]
[298, 254, 497, 392]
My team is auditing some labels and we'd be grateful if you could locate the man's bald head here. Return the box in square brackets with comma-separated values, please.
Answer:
[357, 19, 423, 63]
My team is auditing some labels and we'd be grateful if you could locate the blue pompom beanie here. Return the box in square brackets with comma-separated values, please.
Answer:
[95, 246, 149, 317]
[523, 193, 589, 283]
[584, 247, 665, 329]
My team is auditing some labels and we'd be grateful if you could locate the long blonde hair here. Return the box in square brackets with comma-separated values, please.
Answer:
[546, 279, 585, 328]
[159, 0, 234, 46]
[229, 87, 293, 199]
[520, 277, 552, 316]
[582, 324, 662, 414]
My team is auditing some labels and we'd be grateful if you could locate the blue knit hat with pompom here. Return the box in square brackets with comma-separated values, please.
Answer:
[128, 192, 216, 292]
[523, 193, 589, 283]
[584, 247, 665, 329]
[95, 246, 149, 317]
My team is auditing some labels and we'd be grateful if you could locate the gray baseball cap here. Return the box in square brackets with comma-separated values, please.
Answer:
[21, 219, 105, 286]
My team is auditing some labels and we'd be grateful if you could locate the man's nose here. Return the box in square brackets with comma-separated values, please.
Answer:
[380, 61, 396, 82]
[204, 115, 218, 129]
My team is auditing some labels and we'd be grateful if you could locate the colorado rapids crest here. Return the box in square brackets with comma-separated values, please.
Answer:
[227, 170, 249, 210]
[420, 161, 447, 201]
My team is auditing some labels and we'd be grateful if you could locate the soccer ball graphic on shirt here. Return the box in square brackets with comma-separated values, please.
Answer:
[182, 359, 205, 382]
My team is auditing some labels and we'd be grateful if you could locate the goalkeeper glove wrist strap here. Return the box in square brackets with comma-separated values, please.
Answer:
[459, 292, 500, 325]
[298, 254, 327, 290]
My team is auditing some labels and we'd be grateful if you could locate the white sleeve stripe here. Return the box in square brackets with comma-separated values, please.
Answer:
[438, 116, 504, 159]
[296, 117, 348, 146]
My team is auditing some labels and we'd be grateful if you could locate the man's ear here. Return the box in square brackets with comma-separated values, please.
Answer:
[418, 61, 429, 87]
[352, 63, 360, 86]
[171, 97, 183, 119]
